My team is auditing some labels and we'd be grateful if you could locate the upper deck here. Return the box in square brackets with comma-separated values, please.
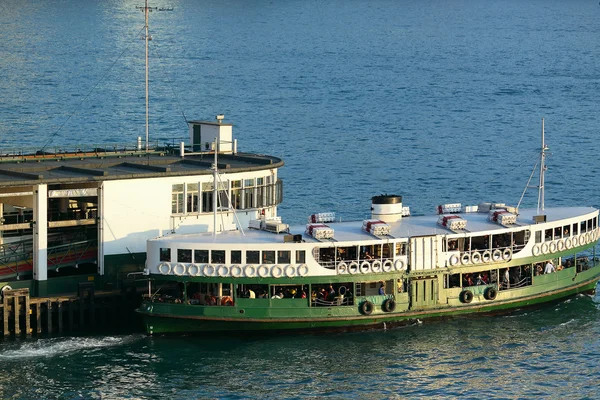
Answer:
[152, 205, 598, 246]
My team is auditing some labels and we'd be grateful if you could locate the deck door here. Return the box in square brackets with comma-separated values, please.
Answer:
[411, 278, 438, 308]
[410, 235, 440, 271]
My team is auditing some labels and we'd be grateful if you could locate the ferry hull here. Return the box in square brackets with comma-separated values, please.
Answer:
[137, 275, 599, 335]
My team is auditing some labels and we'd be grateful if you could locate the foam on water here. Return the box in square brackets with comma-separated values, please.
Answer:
[0, 335, 143, 360]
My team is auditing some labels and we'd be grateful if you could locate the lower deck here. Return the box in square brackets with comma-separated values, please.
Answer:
[138, 254, 600, 334]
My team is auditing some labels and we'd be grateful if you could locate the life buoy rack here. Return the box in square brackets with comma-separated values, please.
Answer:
[459, 290, 473, 304]
[230, 265, 243, 278]
[158, 263, 171, 275]
[502, 248, 512, 261]
[285, 264, 296, 278]
[271, 265, 283, 278]
[471, 251, 481, 264]
[541, 242, 549, 254]
[383, 259, 394, 272]
[298, 264, 309, 277]
[557, 239, 565, 252]
[337, 262, 348, 274]
[532, 245, 541, 257]
[482, 251, 492, 263]
[220, 296, 234, 306]
[360, 300, 374, 315]
[258, 265, 270, 278]
[382, 298, 396, 313]
[449, 254, 459, 266]
[187, 264, 200, 276]
[492, 249, 502, 262]
[244, 265, 257, 278]
[394, 259, 405, 271]
[218, 265, 230, 277]
[549, 241, 557, 253]
[360, 261, 371, 274]
[371, 260, 382, 273]
[483, 286, 497, 301]
[173, 264, 186, 276]
[348, 262, 359, 274]
[203, 264, 216, 277]
[461, 253, 471, 265]
[565, 237, 573, 249]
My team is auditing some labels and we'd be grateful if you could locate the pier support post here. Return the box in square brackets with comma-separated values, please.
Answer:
[33, 184, 48, 297]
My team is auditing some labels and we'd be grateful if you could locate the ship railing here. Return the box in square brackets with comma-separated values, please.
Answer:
[499, 277, 531, 290]
[312, 296, 353, 307]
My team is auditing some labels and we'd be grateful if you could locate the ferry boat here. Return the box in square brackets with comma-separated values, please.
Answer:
[136, 122, 600, 335]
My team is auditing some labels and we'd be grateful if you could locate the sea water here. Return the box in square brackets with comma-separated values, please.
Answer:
[1, 0, 600, 398]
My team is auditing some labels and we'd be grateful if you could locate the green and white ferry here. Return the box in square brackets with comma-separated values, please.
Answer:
[137, 122, 600, 334]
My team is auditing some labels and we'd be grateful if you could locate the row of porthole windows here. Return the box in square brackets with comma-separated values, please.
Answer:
[159, 248, 306, 265]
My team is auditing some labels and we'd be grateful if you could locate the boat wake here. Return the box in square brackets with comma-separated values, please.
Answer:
[0, 335, 143, 360]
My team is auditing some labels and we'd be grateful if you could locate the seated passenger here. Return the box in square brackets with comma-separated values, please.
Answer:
[378, 283, 385, 295]
[247, 289, 256, 299]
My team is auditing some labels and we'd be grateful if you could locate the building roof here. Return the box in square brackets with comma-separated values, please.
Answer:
[0, 151, 283, 187]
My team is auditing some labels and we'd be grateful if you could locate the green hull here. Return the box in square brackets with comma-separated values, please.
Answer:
[137, 266, 600, 335]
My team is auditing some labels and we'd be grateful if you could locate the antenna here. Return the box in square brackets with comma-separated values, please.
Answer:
[537, 118, 548, 214]
[136, 1, 173, 152]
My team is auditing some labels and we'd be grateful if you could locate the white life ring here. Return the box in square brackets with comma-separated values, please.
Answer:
[298, 264, 309, 277]
[502, 248, 512, 260]
[557, 239, 565, 252]
[348, 262, 359, 274]
[337, 262, 348, 274]
[541, 242, 549, 254]
[449, 254, 459, 266]
[471, 251, 482, 264]
[360, 261, 371, 274]
[203, 264, 216, 277]
[492, 249, 503, 262]
[383, 259, 394, 272]
[394, 259, 405, 271]
[158, 263, 171, 275]
[285, 264, 296, 278]
[173, 263, 186, 276]
[230, 265, 243, 278]
[187, 264, 200, 276]
[371, 260, 382, 273]
[271, 265, 283, 278]
[532, 245, 541, 257]
[549, 241, 557, 253]
[461, 253, 471, 265]
[565, 237, 573, 249]
[258, 265, 270, 278]
[218, 265, 230, 277]
[482, 251, 492, 263]
[586, 232, 592, 243]
[244, 265, 257, 278]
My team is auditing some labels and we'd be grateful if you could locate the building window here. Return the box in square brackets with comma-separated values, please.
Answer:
[159, 248, 171, 262]
[177, 249, 192, 263]
[201, 182, 214, 213]
[231, 250, 242, 264]
[171, 184, 184, 214]
[187, 183, 199, 213]
[194, 249, 208, 263]
[231, 180, 242, 209]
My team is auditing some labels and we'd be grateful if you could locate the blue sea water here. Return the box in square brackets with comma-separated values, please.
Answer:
[1, 0, 600, 398]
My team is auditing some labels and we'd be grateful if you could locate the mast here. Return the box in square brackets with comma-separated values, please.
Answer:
[144, 0, 150, 152]
[537, 118, 547, 214]
[213, 137, 218, 238]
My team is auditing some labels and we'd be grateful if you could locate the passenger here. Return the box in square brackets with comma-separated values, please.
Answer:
[272, 291, 284, 299]
[476, 274, 484, 285]
[503, 269, 510, 288]
[328, 284, 335, 299]
[247, 289, 256, 299]
[378, 283, 385, 295]
[364, 252, 374, 260]
[301, 290, 307, 299]
[544, 260, 556, 274]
